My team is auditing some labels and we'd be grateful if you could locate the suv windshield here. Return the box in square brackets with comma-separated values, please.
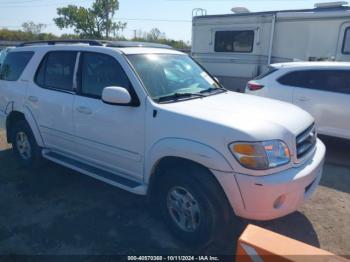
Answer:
[127, 54, 225, 102]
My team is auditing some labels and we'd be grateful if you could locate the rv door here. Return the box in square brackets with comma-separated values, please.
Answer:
[336, 22, 350, 61]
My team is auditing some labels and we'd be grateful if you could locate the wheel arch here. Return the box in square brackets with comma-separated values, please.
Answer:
[6, 107, 44, 147]
[145, 138, 233, 183]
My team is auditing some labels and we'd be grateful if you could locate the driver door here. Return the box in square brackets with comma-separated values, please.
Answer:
[73, 51, 145, 181]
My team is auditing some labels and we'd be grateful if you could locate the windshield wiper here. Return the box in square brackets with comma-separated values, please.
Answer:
[199, 86, 227, 94]
[156, 92, 206, 103]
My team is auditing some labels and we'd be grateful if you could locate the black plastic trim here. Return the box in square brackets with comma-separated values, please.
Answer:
[45, 151, 141, 188]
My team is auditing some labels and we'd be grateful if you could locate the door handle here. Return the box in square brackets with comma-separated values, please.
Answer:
[28, 96, 38, 103]
[76, 106, 92, 115]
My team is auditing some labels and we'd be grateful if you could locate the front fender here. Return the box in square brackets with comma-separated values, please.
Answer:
[145, 137, 233, 183]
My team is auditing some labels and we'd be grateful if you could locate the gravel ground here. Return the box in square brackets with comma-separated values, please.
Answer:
[0, 123, 349, 257]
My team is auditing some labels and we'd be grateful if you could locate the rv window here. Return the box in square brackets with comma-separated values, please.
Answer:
[278, 70, 350, 94]
[215, 30, 254, 53]
[342, 27, 350, 54]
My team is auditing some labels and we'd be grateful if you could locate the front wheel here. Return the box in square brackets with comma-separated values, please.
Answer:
[159, 165, 232, 246]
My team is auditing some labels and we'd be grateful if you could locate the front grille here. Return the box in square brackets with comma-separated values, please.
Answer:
[296, 123, 317, 159]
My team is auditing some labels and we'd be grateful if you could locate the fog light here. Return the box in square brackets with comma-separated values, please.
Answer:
[273, 195, 286, 209]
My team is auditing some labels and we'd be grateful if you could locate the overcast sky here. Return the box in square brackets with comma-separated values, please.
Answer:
[0, 0, 342, 42]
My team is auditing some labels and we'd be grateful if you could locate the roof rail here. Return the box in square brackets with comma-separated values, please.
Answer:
[17, 40, 103, 47]
[103, 41, 173, 49]
[16, 39, 173, 49]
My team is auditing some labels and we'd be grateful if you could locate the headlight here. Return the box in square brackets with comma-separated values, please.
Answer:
[229, 140, 291, 170]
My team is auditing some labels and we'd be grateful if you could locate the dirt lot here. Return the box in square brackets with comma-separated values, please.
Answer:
[0, 123, 349, 257]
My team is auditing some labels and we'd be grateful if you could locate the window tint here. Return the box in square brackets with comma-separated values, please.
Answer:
[254, 66, 278, 80]
[0, 51, 34, 81]
[80, 52, 130, 98]
[278, 70, 350, 94]
[215, 30, 254, 53]
[35, 51, 77, 91]
[342, 27, 350, 54]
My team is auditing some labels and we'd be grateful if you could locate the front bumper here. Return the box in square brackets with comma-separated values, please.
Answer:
[213, 138, 326, 221]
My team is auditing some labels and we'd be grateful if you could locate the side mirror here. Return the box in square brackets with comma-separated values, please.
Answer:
[102, 86, 131, 105]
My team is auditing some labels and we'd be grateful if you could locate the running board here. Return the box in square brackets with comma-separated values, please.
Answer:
[42, 150, 146, 195]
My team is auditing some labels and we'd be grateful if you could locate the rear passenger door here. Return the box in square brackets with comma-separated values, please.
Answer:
[27, 51, 78, 153]
[73, 51, 145, 181]
[291, 70, 350, 139]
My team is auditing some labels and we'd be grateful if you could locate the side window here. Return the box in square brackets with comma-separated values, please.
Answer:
[278, 70, 350, 94]
[80, 52, 130, 98]
[0, 51, 34, 81]
[323, 70, 350, 94]
[35, 51, 77, 91]
[342, 27, 350, 54]
[215, 30, 254, 53]
[278, 71, 311, 87]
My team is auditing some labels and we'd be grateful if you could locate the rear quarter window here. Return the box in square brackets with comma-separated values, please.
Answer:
[254, 67, 278, 80]
[0, 51, 34, 81]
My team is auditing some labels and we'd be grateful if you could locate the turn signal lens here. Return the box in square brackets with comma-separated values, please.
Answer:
[233, 144, 257, 155]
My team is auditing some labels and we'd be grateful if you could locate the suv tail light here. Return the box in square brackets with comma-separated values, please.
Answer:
[247, 81, 264, 91]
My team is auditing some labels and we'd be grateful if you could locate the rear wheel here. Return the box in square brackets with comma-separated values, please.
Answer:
[158, 163, 232, 246]
[10, 120, 43, 168]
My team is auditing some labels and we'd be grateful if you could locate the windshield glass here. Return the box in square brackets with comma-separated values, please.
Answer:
[127, 54, 223, 101]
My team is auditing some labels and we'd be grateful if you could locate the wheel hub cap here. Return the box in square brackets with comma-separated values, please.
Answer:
[16, 132, 31, 160]
[167, 186, 201, 232]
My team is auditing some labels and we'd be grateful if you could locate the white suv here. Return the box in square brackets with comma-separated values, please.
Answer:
[246, 62, 350, 140]
[0, 40, 325, 246]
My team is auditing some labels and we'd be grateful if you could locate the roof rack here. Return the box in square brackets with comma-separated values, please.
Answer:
[17, 40, 103, 47]
[17, 39, 173, 49]
[104, 41, 173, 49]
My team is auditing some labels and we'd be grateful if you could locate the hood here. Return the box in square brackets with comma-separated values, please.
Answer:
[157, 91, 314, 140]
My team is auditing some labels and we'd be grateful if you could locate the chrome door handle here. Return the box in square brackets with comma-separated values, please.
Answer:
[76, 106, 92, 115]
[28, 96, 38, 103]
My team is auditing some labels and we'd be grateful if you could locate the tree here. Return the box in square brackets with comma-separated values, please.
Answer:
[146, 28, 165, 41]
[22, 21, 46, 35]
[53, 0, 126, 39]
[131, 28, 191, 51]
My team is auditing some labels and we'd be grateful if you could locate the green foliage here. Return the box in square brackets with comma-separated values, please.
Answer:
[133, 28, 191, 50]
[54, 0, 126, 39]
[0, 29, 56, 41]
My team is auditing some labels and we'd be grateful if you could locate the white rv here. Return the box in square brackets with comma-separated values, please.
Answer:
[191, 2, 350, 92]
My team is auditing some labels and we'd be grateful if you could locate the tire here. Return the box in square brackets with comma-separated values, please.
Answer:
[158, 162, 232, 247]
[10, 120, 43, 168]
